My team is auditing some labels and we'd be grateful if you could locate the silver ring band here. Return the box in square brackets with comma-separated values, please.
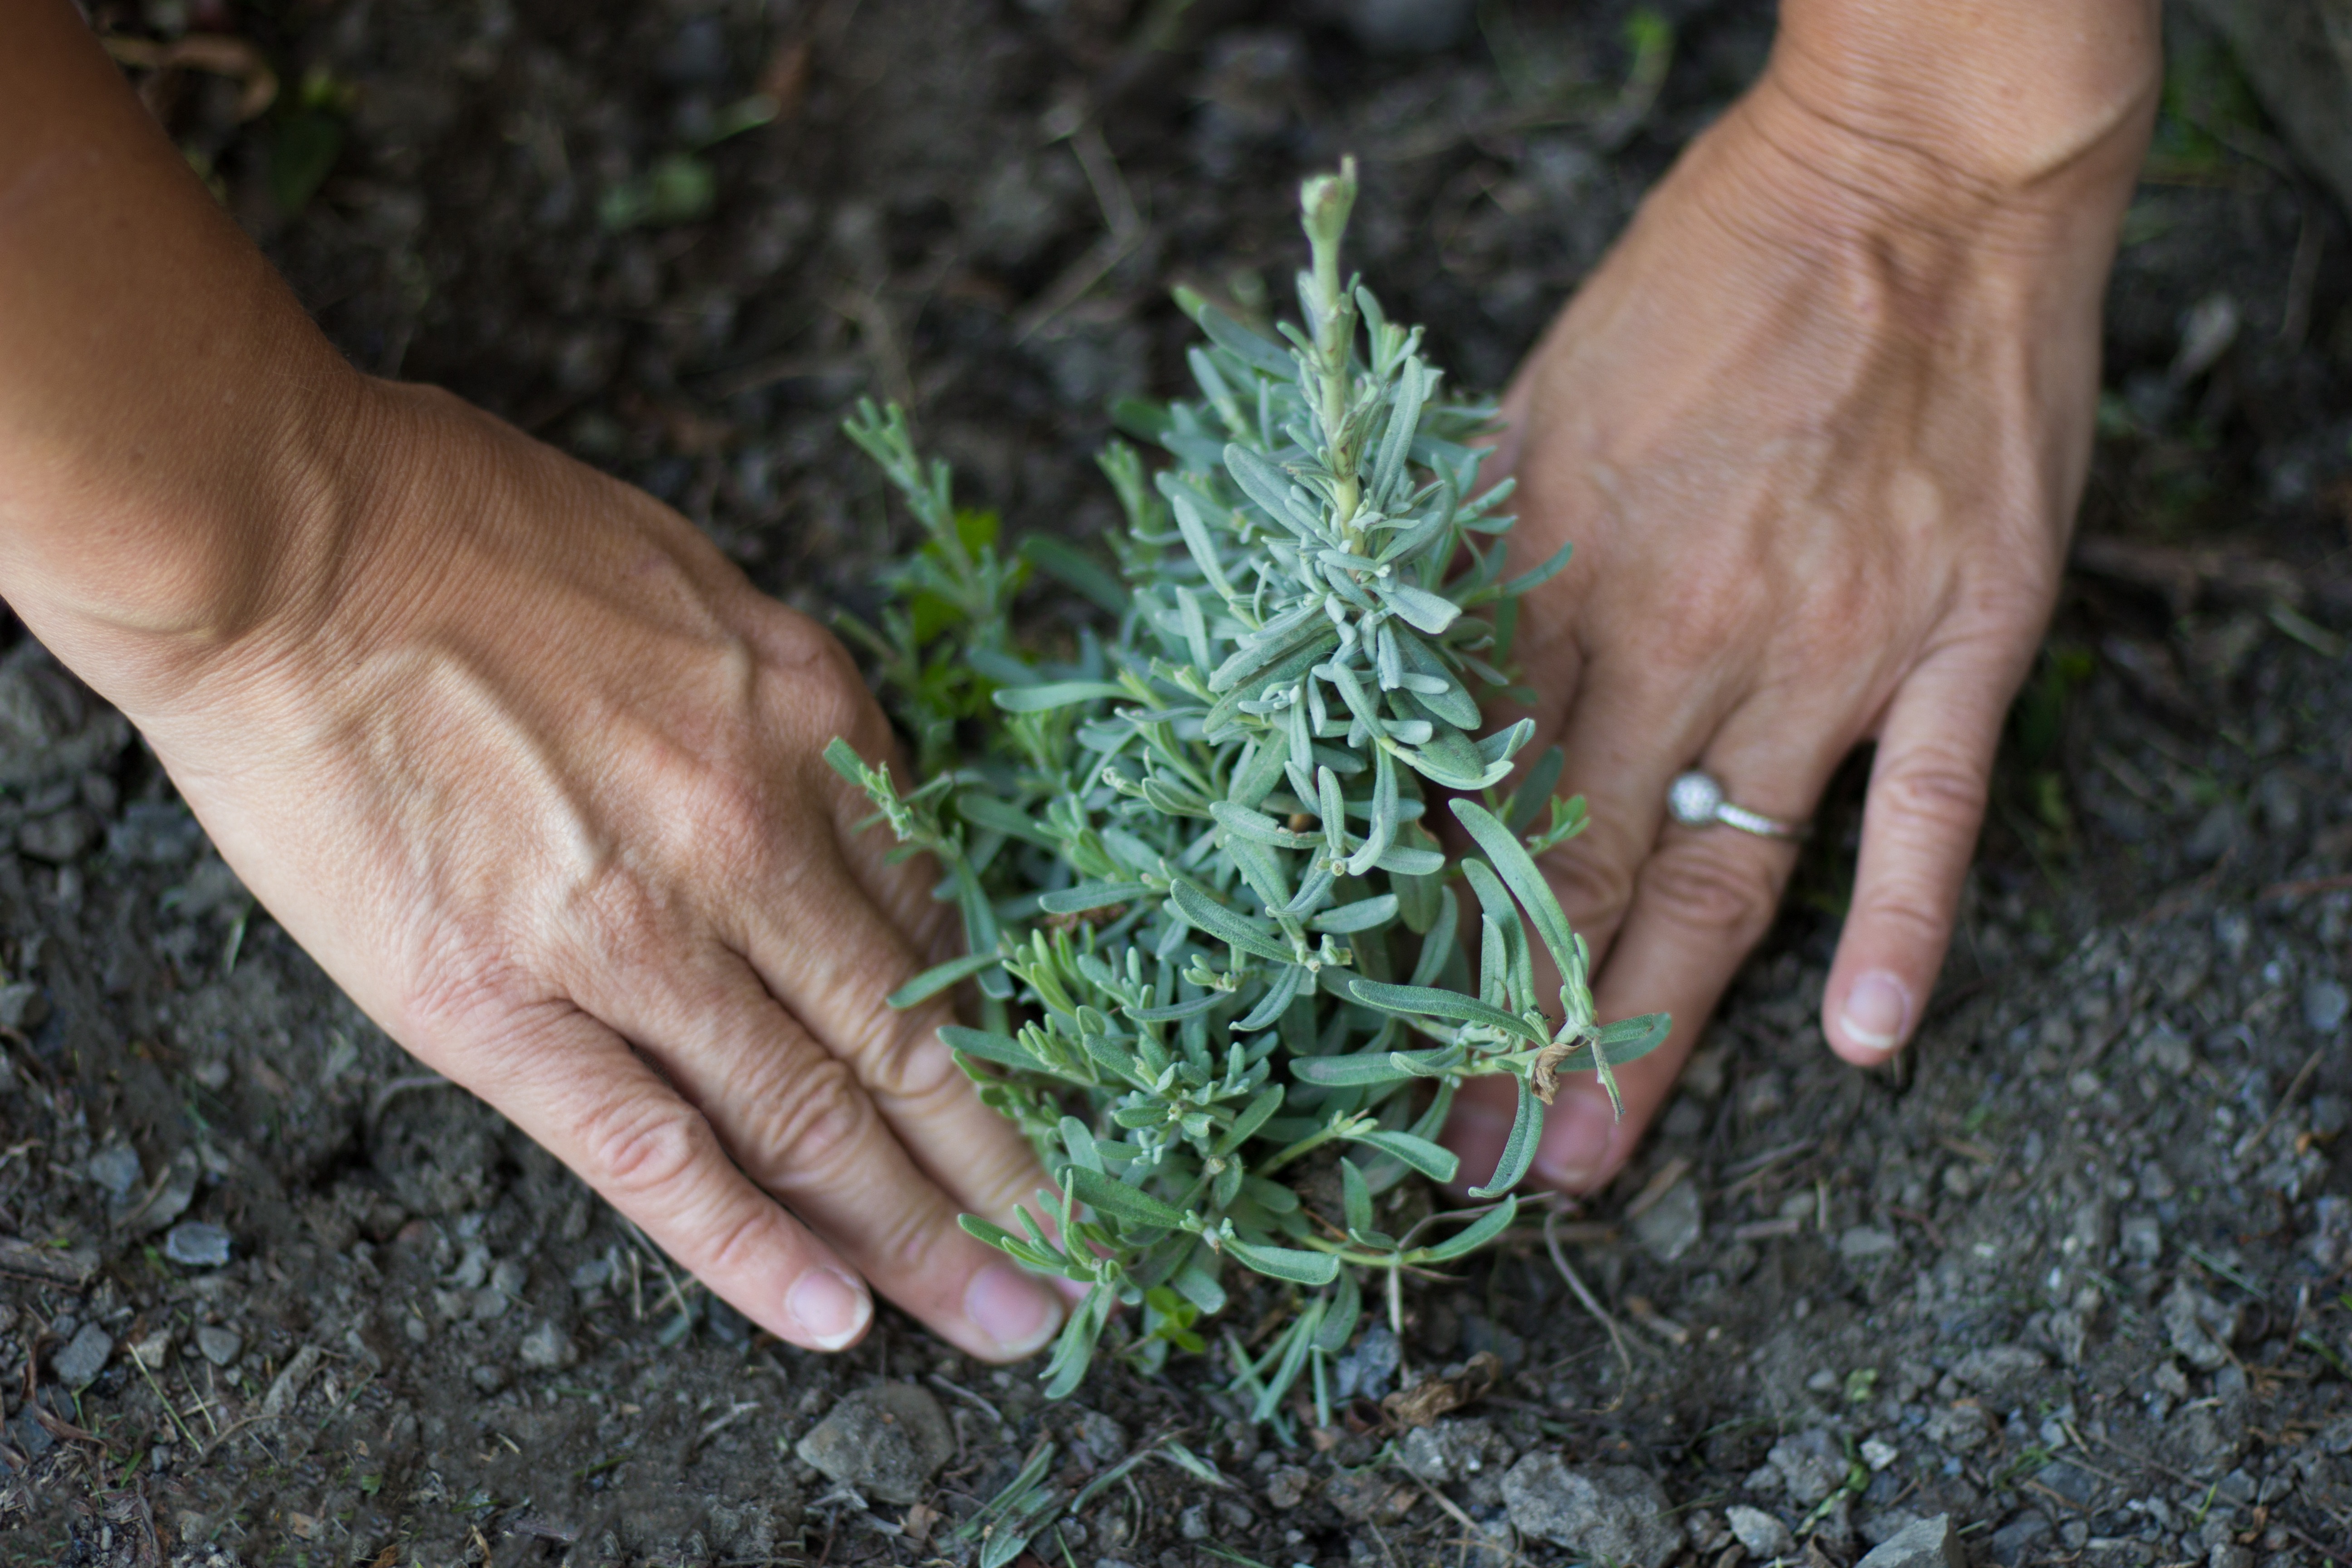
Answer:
[1666, 770, 1808, 841]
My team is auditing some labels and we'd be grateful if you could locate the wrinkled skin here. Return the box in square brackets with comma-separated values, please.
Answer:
[1444, 33, 2157, 1193]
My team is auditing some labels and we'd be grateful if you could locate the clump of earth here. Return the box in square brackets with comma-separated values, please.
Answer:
[2, 2, 2349, 1564]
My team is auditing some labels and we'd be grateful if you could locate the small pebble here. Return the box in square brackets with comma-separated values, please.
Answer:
[86, 1145, 143, 1198]
[518, 1320, 575, 1370]
[1725, 1503, 1795, 1558]
[51, 1323, 113, 1388]
[195, 1325, 242, 1368]
[2304, 981, 2348, 1035]
[163, 1221, 233, 1268]
[469, 1362, 508, 1395]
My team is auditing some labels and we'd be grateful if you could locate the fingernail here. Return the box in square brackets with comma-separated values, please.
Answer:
[965, 1260, 1063, 1358]
[1442, 1102, 1511, 1191]
[1532, 1089, 1617, 1192]
[788, 1268, 871, 1350]
[1839, 970, 1914, 1057]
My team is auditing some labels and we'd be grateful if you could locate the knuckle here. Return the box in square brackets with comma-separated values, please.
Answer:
[395, 921, 533, 1040]
[579, 1093, 714, 1205]
[1637, 840, 1783, 942]
[742, 1054, 876, 1185]
[696, 1200, 787, 1284]
[1539, 839, 1638, 930]
[1874, 753, 1990, 838]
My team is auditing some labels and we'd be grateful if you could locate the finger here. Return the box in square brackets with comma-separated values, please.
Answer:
[1441, 661, 1731, 1193]
[1529, 712, 1838, 1193]
[746, 848, 1050, 1229]
[607, 949, 1065, 1362]
[463, 1003, 875, 1354]
[1533, 651, 1733, 962]
[1821, 639, 2009, 1066]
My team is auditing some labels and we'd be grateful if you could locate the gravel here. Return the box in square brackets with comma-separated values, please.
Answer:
[162, 1221, 234, 1268]
[194, 1325, 243, 1368]
[1853, 1514, 1964, 1568]
[1499, 1455, 1679, 1568]
[1723, 1503, 1795, 1558]
[792, 1383, 953, 1505]
[50, 1323, 112, 1389]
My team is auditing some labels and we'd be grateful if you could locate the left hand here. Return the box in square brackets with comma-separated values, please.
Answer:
[1442, 35, 2156, 1194]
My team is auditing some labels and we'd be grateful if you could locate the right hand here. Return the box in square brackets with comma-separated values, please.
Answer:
[113, 379, 1067, 1359]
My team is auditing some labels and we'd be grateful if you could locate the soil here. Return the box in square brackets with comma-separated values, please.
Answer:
[5, 1, 2352, 1565]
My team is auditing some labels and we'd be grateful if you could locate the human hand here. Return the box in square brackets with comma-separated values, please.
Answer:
[1445, 5, 2160, 1193]
[106, 382, 1068, 1359]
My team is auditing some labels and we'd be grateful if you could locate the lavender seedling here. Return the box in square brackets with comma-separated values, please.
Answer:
[827, 159, 1666, 1418]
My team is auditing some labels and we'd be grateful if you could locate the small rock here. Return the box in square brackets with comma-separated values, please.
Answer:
[0, 978, 45, 1031]
[1766, 1428, 1848, 1506]
[1398, 1417, 1514, 1486]
[1500, 1455, 1679, 1568]
[2120, 1214, 2162, 1263]
[569, 1256, 612, 1294]
[469, 1362, 508, 1395]
[1854, 1514, 1963, 1568]
[1860, 1438, 1900, 1472]
[52, 1323, 113, 1388]
[518, 1320, 576, 1371]
[1950, 1345, 2048, 1402]
[20, 807, 96, 863]
[1264, 1466, 1312, 1509]
[1924, 1401, 1992, 1454]
[476, 1256, 528, 1320]
[2161, 1280, 2237, 1369]
[194, 1325, 242, 1368]
[1724, 1503, 1794, 1558]
[1178, 1504, 1210, 1541]
[2310, 1196, 2352, 1271]
[130, 1329, 173, 1369]
[86, 1144, 143, 1198]
[1838, 1225, 1900, 1263]
[1319, 1470, 1416, 1524]
[108, 801, 207, 865]
[794, 1383, 954, 1506]
[122, 1149, 199, 1236]
[1986, 1511, 2052, 1568]
[1332, 1321, 1401, 1399]
[1632, 1179, 1703, 1264]
[1071, 1407, 1127, 1466]
[2305, 981, 2349, 1035]
[163, 1221, 233, 1268]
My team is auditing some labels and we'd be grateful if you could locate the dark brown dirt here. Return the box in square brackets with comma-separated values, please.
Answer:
[4, 2, 2351, 1565]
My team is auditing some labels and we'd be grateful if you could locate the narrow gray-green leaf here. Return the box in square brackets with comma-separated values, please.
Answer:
[993, 681, 1127, 713]
[1068, 1166, 1186, 1230]
[1466, 1075, 1541, 1199]
[887, 951, 1001, 1009]
[1309, 894, 1398, 934]
[1346, 1128, 1460, 1184]
[941, 1025, 1048, 1073]
[1412, 1196, 1519, 1264]
[1222, 1235, 1340, 1286]
[1170, 878, 1293, 963]
[1452, 799, 1579, 976]
[1336, 974, 1545, 1044]
[1037, 881, 1153, 914]
[1383, 582, 1461, 635]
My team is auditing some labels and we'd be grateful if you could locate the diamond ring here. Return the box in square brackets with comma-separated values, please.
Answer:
[1666, 770, 1808, 841]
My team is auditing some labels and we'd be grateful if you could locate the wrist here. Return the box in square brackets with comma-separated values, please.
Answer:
[1766, 0, 2160, 203]
[0, 339, 392, 715]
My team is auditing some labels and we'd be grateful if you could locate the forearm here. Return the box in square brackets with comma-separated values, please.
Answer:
[0, 0, 371, 706]
[1769, 0, 2162, 198]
